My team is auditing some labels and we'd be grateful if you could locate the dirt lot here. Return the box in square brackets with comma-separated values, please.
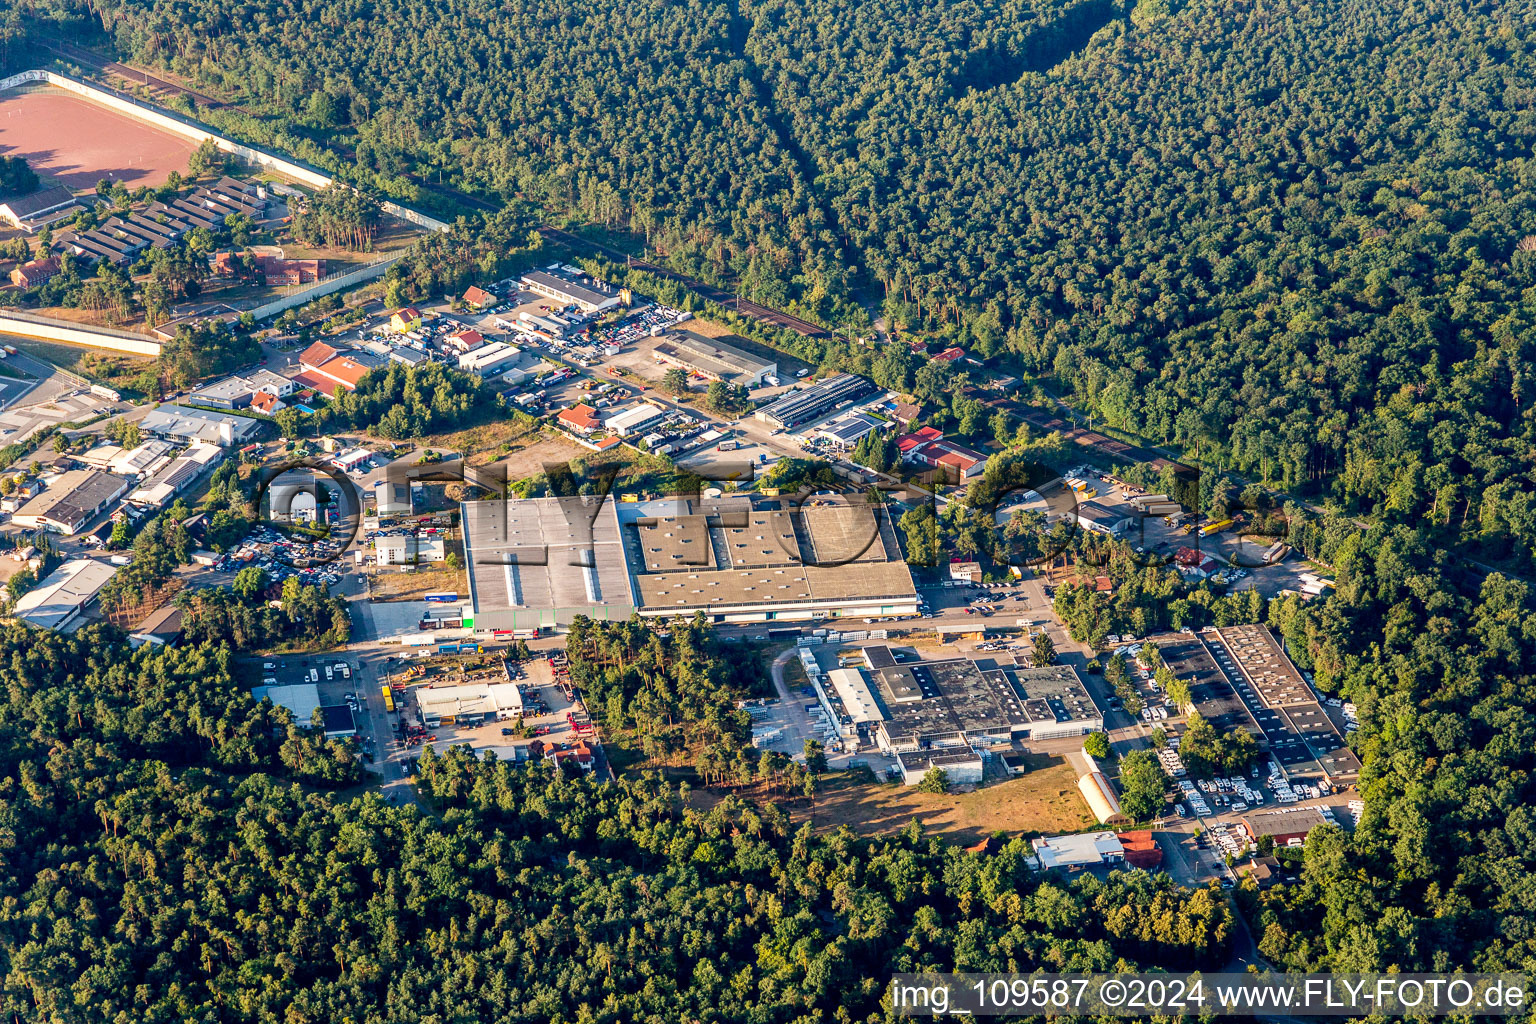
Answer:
[370, 554, 467, 601]
[484, 433, 589, 483]
[0, 87, 197, 189]
[419, 419, 576, 471]
[803, 754, 1096, 844]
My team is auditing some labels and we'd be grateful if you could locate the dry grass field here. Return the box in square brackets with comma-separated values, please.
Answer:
[801, 754, 1096, 844]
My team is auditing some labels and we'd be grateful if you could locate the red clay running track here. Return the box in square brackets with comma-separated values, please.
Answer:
[0, 88, 198, 190]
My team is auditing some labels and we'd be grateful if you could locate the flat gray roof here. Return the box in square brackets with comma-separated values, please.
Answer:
[1209, 625, 1360, 781]
[655, 330, 775, 380]
[521, 268, 619, 308]
[461, 496, 635, 627]
[1010, 663, 1102, 723]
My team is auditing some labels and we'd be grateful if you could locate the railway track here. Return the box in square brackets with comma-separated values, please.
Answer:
[39, 38, 503, 217]
[37, 40, 830, 337]
[40, 39, 227, 109]
[539, 226, 827, 337]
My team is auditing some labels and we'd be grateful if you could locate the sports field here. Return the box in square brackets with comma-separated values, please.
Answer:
[0, 87, 198, 188]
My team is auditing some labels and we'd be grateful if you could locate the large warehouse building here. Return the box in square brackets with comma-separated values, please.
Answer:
[755, 374, 877, 430]
[654, 331, 777, 387]
[11, 470, 131, 534]
[520, 265, 623, 313]
[12, 559, 117, 631]
[863, 655, 1102, 756]
[459, 493, 919, 633]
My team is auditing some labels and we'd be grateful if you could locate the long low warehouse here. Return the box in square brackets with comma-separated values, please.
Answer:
[754, 373, 877, 430]
[458, 493, 919, 633]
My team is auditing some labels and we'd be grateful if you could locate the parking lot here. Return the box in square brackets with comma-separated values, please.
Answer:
[217, 521, 354, 588]
[388, 651, 596, 772]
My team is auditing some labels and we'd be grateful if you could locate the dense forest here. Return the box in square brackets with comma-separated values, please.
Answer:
[0, 623, 1235, 1021]
[28, 0, 1534, 557]
[3, 0, 1536, 998]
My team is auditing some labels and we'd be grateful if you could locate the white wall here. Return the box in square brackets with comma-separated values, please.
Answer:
[1, 70, 451, 231]
[0, 311, 161, 356]
[245, 253, 404, 320]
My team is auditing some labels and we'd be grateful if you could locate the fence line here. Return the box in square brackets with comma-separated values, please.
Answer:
[0, 69, 451, 234]
[0, 310, 162, 357]
[0, 67, 449, 328]
[245, 252, 406, 320]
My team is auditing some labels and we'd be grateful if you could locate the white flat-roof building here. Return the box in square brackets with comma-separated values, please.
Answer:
[604, 403, 666, 436]
[255, 683, 321, 726]
[11, 559, 117, 631]
[827, 667, 885, 725]
[1032, 831, 1126, 871]
[417, 682, 525, 724]
[895, 749, 984, 786]
[140, 404, 262, 445]
[458, 341, 522, 376]
[376, 535, 447, 565]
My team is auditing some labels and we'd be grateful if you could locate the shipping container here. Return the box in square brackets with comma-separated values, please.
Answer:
[424, 591, 459, 603]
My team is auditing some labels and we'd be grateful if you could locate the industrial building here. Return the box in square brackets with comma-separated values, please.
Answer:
[459, 494, 635, 632]
[458, 341, 522, 376]
[319, 705, 356, 739]
[520, 265, 623, 313]
[140, 405, 262, 445]
[376, 534, 447, 565]
[1031, 831, 1126, 871]
[603, 403, 666, 436]
[416, 682, 525, 726]
[77, 439, 177, 478]
[1242, 806, 1333, 847]
[816, 414, 884, 449]
[895, 749, 984, 786]
[374, 480, 414, 515]
[654, 330, 777, 387]
[127, 443, 225, 509]
[11, 559, 117, 631]
[189, 368, 295, 409]
[11, 470, 131, 534]
[1073, 500, 1131, 536]
[864, 655, 1101, 755]
[459, 493, 919, 634]
[755, 374, 877, 430]
[255, 683, 320, 726]
[1164, 625, 1360, 785]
